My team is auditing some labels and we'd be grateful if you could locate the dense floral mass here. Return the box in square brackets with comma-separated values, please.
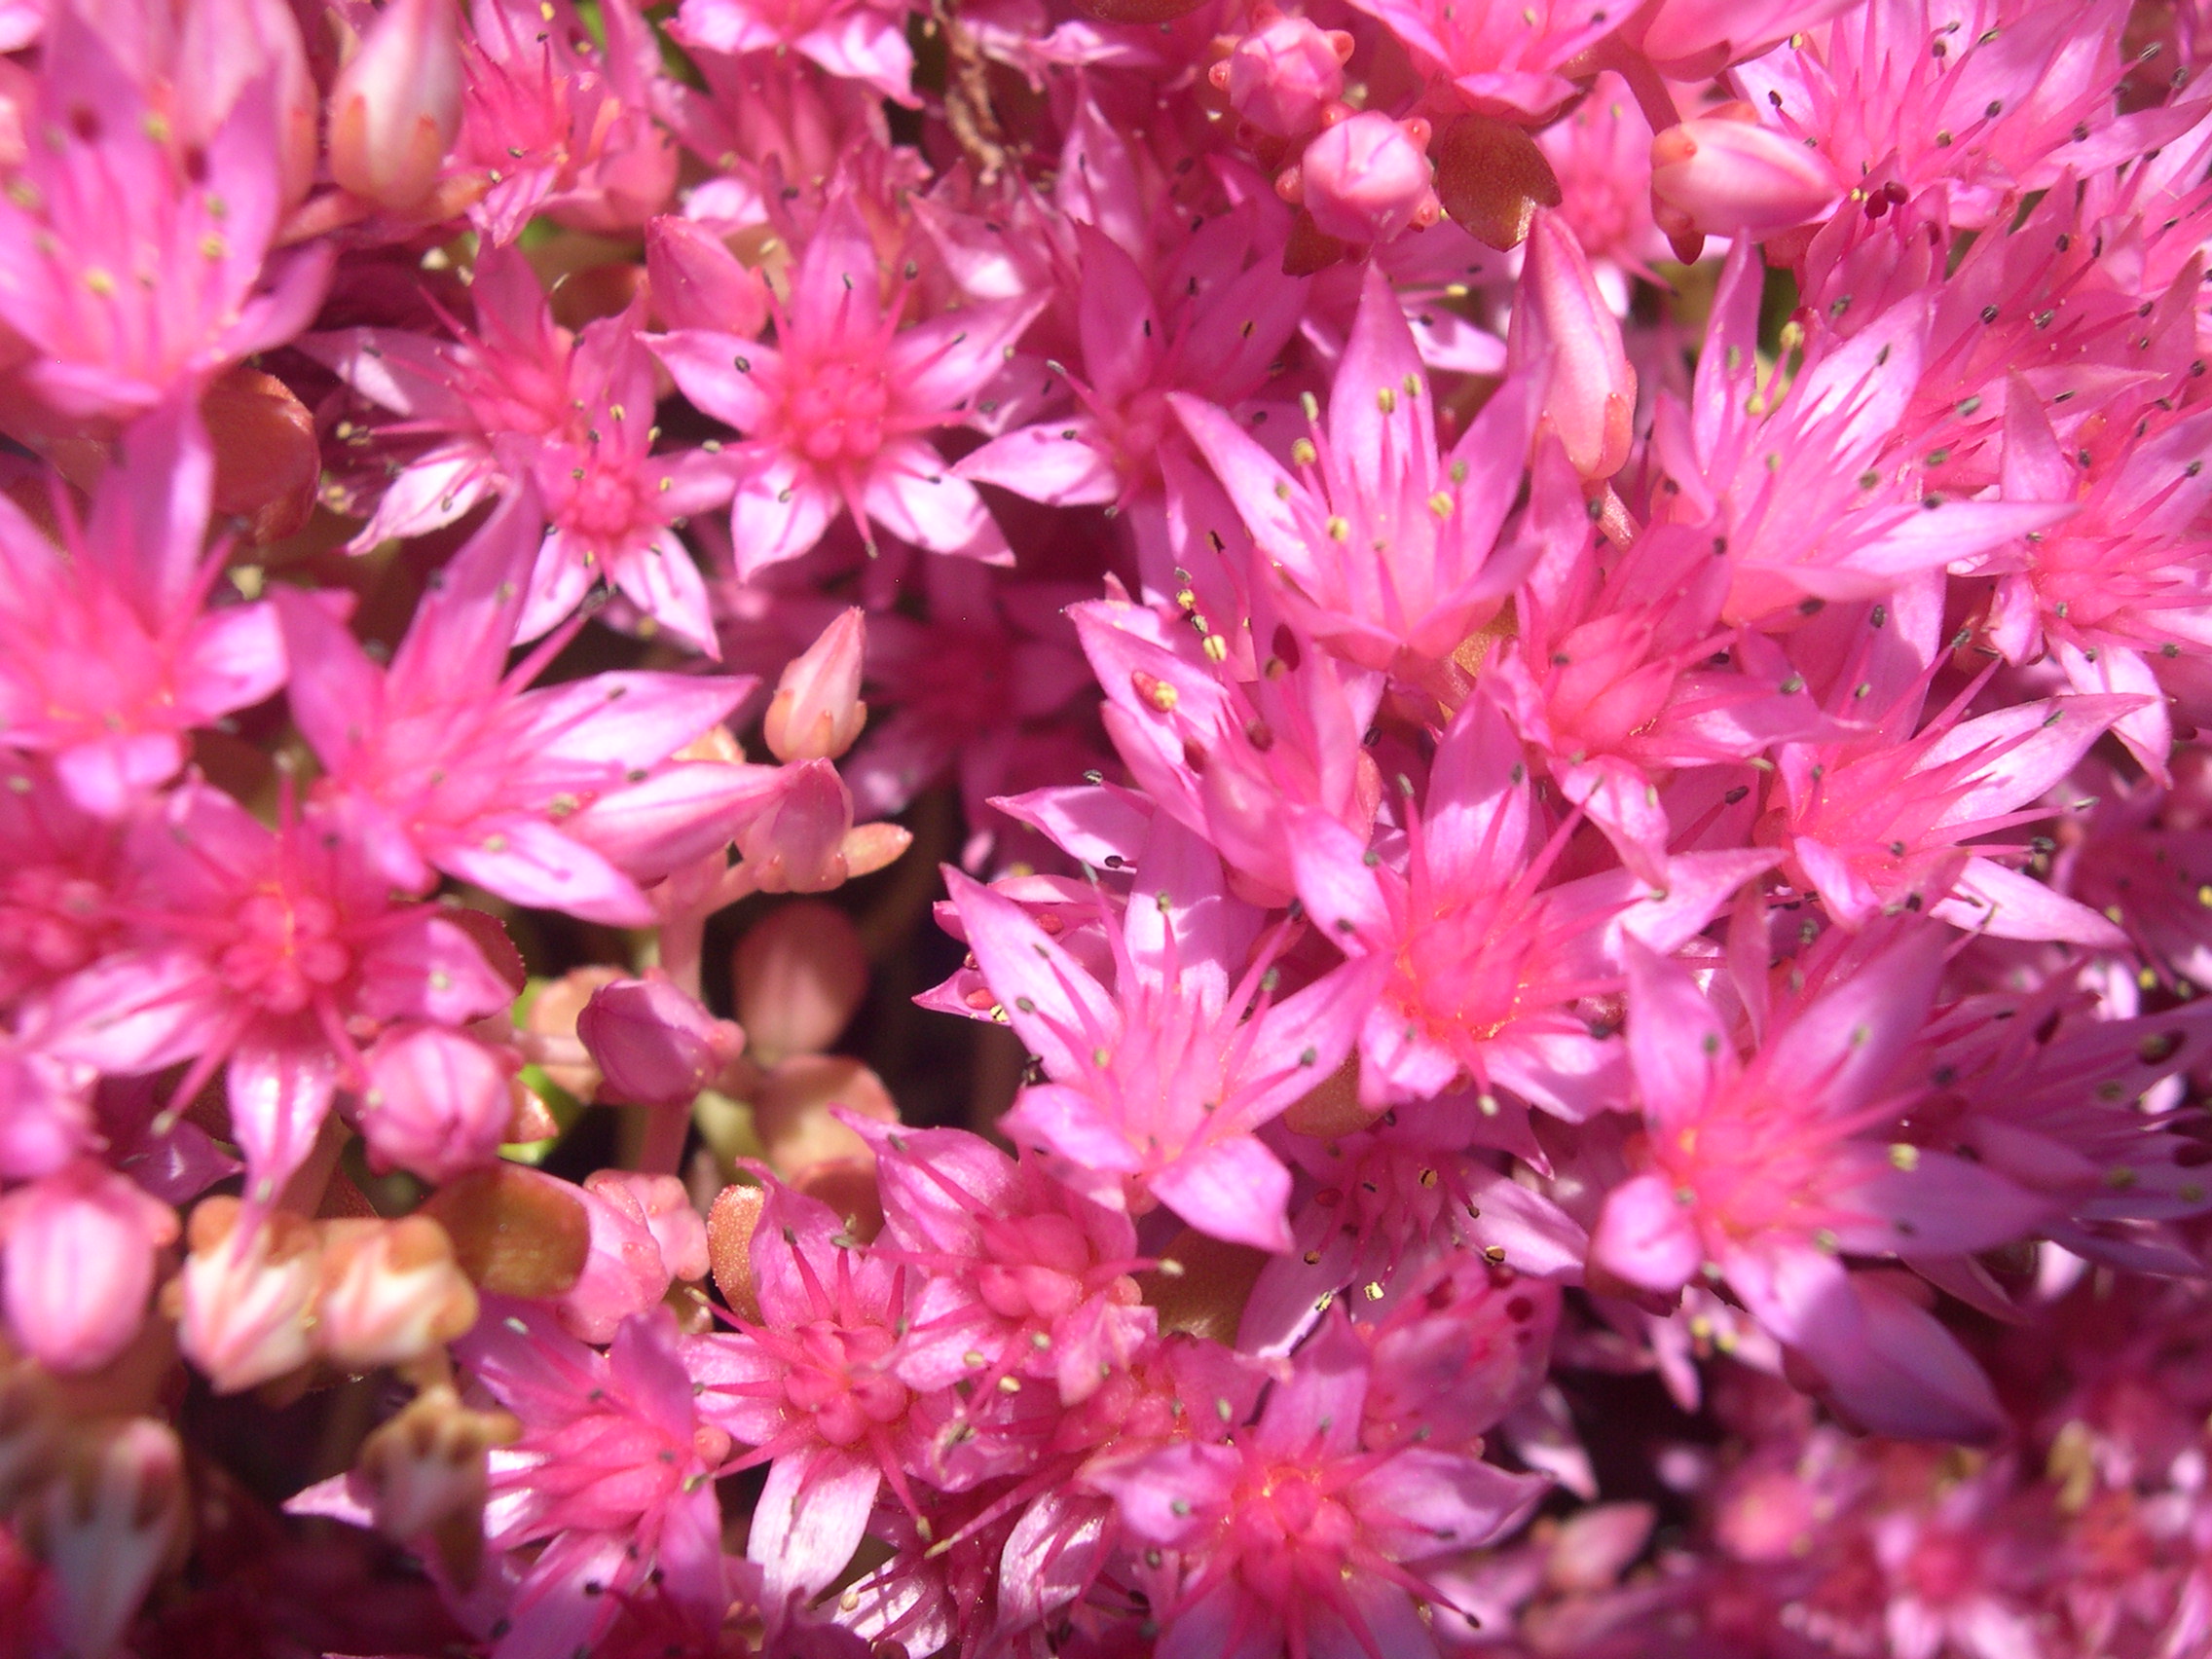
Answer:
[10, 0, 2212, 1655]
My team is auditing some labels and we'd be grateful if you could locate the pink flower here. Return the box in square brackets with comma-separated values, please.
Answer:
[672, 0, 915, 104]
[1173, 262, 1538, 673]
[1650, 242, 2073, 623]
[1535, 71, 1672, 299]
[302, 246, 575, 549]
[651, 195, 1045, 577]
[858, 1120, 1154, 1405]
[0, 1158, 174, 1372]
[0, 755, 123, 1004]
[945, 819, 1379, 1253]
[1589, 929, 2047, 1439]
[0, 0, 329, 420]
[1092, 1309, 1548, 1659]
[0, 398, 285, 819]
[274, 488, 758, 927]
[81, 781, 519, 1200]
[1290, 690, 1778, 1115]
[455, 1301, 733, 1659]
[1346, 0, 1616, 122]
[685, 1178, 922, 1611]
[457, 0, 676, 242]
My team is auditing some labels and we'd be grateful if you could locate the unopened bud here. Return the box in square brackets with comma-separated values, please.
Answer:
[1510, 210, 1638, 481]
[327, 0, 464, 212]
[1650, 108, 1842, 238]
[1296, 111, 1441, 244]
[523, 966, 624, 1099]
[18, 1418, 185, 1659]
[740, 759, 855, 894]
[734, 900, 867, 1060]
[1222, 16, 1349, 139]
[763, 608, 867, 763]
[357, 1025, 517, 1184]
[575, 977, 742, 1109]
[172, 1199, 321, 1394]
[582, 1170, 709, 1283]
[0, 1161, 175, 1374]
[356, 1382, 517, 1585]
[646, 215, 770, 337]
[314, 1217, 479, 1373]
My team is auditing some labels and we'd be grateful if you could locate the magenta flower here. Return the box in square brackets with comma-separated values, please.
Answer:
[1291, 690, 1778, 1115]
[1173, 263, 1538, 674]
[651, 195, 1045, 577]
[0, 0, 329, 420]
[0, 398, 284, 819]
[514, 309, 738, 653]
[686, 1177, 921, 1612]
[274, 488, 758, 928]
[302, 246, 574, 550]
[859, 1120, 1154, 1405]
[81, 782, 518, 1201]
[671, 0, 915, 103]
[1589, 928, 2049, 1440]
[1651, 242, 2073, 623]
[455, 1301, 734, 1659]
[944, 820, 1381, 1253]
[1346, 0, 1616, 122]
[1091, 1309, 1548, 1659]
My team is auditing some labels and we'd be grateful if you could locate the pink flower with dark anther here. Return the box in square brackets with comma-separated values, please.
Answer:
[1651, 243, 2075, 624]
[0, 0, 330, 421]
[1289, 112, 1443, 245]
[1589, 929, 2048, 1440]
[651, 195, 1046, 576]
[325, 0, 464, 213]
[1508, 210, 1638, 483]
[301, 247, 575, 550]
[1092, 1309, 1549, 1659]
[274, 487, 759, 927]
[0, 1159, 175, 1373]
[1215, 14, 1351, 139]
[1173, 263, 1537, 674]
[1346, 0, 1615, 122]
[685, 1178, 923, 1612]
[855, 1120, 1154, 1405]
[516, 309, 739, 655]
[0, 398, 284, 820]
[454, 1301, 733, 1659]
[672, 0, 915, 104]
[457, 0, 677, 243]
[945, 819, 1380, 1253]
[575, 976, 741, 1108]
[1291, 690, 1779, 1115]
[85, 781, 519, 1202]
[1986, 389, 2212, 783]
[356, 1024, 518, 1184]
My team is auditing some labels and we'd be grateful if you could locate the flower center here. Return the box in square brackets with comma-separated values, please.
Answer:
[787, 359, 891, 465]
[217, 890, 352, 1016]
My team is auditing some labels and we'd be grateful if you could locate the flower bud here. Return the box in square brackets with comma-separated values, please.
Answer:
[1292, 112, 1441, 244]
[1649, 108, 1842, 239]
[1509, 210, 1638, 482]
[575, 977, 742, 1109]
[0, 1161, 175, 1374]
[553, 1175, 674, 1344]
[739, 760, 855, 894]
[326, 0, 465, 213]
[18, 1418, 184, 1659]
[172, 1199, 321, 1394]
[763, 608, 867, 763]
[355, 1382, 517, 1585]
[522, 966, 624, 1100]
[582, 1170, 709, 1283]
[1217, 16, 1350, 139]
[357, 1025, 517, 1184]
[645, 215, 770, 337]
[314, 1217, 479, 1373]
[734, 901, 868, 1060]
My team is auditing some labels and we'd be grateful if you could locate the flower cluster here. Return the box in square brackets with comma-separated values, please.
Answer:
[3, 0, 2212, 1656]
